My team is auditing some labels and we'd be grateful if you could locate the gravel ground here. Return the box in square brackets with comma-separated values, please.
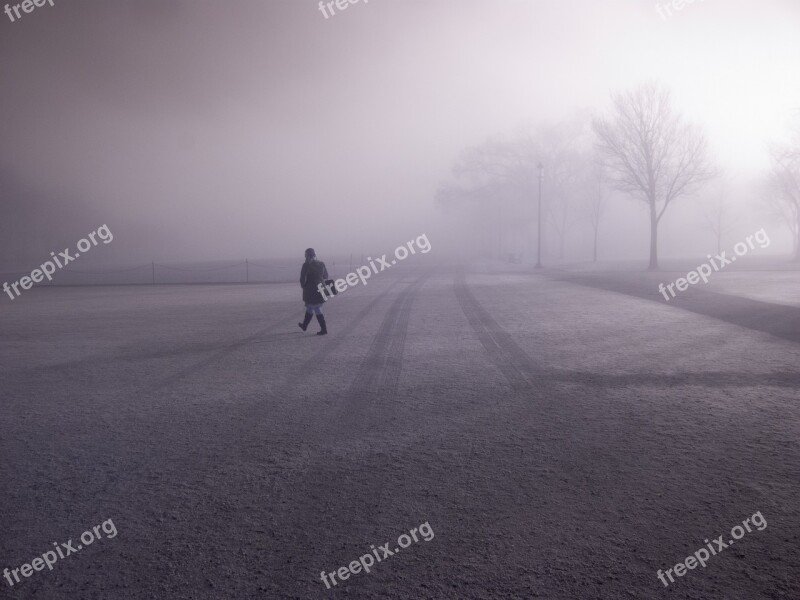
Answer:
[1, 265, 799, 599]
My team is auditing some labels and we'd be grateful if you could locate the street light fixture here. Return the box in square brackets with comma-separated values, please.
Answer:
[536, 161, 544, 269]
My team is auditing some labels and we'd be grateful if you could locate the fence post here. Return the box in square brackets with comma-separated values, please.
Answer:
[152, 261, 155, 284]
[245, 259, 249, 283]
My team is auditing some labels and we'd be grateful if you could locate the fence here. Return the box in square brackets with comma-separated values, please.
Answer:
[0, 258, 356, 287]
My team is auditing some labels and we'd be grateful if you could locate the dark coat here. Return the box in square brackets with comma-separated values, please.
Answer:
[300, 259, 328, 304]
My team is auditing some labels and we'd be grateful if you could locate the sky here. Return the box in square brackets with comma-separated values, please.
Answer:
[1, 0, 799, 266]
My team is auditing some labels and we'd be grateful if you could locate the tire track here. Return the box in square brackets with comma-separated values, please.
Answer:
[156, 276, 405, 469]
[450, 271, 681, 584]
[454, 271, 550, 394]
[258, 273, 431, 591]
[343, 273, 430, 421]
[102, 279, 402, 521]
[262, 276, 404, 433]
[99, 278, 409, 593]
[147, 304, 299, 391]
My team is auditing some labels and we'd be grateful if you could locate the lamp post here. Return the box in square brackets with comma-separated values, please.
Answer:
[536, 162, 544, 269]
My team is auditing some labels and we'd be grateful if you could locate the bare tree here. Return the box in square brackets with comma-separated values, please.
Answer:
[436, 132, 538, 260]
[580, 158, 607, 262]
[538, 121, 586, 260]
[437, 118, 597, 262]
[761, 113, 800, 259]
[593, 83, 716, 270]
[700, 185, 737, 255]
[764, 143, 800, 259]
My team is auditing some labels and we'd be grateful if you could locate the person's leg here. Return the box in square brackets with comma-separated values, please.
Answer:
[314, 305, 327, 335]
[302, 304, 320, 316]
[298, 306, 314, 331]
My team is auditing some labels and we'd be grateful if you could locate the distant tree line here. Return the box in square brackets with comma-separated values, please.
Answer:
[437, 82, 799, 269]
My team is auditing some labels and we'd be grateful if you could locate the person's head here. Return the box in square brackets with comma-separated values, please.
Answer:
[305, 248, 316, 261]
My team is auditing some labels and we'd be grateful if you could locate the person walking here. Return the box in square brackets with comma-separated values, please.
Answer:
[298, 248, 329, 336]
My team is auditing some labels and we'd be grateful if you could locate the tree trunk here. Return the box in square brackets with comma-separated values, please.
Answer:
[648, 201, 659, 270]
[593, 225, 598, 262]
[793, 232, 800, 262]
[794, 209, 800, 262]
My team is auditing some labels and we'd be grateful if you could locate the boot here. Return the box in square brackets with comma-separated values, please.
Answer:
[316, 314, 328, 336]
[298, 312, 313, 331]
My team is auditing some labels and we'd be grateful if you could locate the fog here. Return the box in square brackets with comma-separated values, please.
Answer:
[2, 0, 799, 268]
[4, 4, 800, 597]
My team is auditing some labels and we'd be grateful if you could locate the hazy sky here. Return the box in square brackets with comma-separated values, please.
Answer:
[1, 0, 799, 262]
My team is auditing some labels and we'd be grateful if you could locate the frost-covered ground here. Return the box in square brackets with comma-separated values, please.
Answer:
[1, 265, 799, 599]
